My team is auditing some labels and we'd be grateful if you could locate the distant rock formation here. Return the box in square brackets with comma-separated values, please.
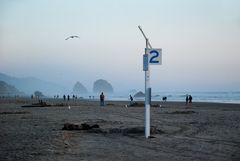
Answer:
[93, 79, 114, 94]
[34, 90, 44, 98]
[72, 82, 88, 94]
[0, 72, 66, 95]
[129, 89, 137, 94]
[134, 91, 145, 98]
[0, 81, 24, 96]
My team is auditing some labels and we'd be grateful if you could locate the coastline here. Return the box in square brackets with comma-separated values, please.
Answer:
[1, 96, 240, 105]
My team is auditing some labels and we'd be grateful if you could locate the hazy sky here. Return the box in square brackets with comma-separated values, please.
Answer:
[0, 0, 240, 93]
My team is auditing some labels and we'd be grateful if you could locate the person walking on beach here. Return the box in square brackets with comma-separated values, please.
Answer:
[130, 95, 133, 105]
[67, 95, 70, 101]
[100, 92, 105, 106]
[63, 95, 66, 101]
[162, 96, 167, 102]
[189, 95, 192, 104]
[73, 95, 75, 100]
[186, 95, 189, 105]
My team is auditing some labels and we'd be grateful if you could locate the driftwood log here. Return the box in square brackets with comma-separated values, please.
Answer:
[62, 123, 100, 130]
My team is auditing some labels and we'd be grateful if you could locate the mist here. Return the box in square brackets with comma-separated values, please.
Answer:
[1, 0, 240, 96]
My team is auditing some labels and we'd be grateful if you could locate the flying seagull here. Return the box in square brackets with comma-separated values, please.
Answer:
[65, 35, 80, 40]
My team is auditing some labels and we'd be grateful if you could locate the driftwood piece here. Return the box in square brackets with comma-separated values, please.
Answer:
[62, 123, 100, 130]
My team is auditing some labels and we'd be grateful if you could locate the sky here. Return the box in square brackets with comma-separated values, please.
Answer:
[0, 0, 240, 93]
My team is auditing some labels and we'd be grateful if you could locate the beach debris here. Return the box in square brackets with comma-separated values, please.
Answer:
[128, 102, 160, 108]
[98, 126, 164, 135]
[129, 102, 144, 107]
[62, 123, 164, 136]
[122, 126, 164, 135]
[167, 110, 196, 114]
[22, 102, 68, 108]
[55, 103, 67, 106]
[151, 104, 160, 107]
[0, 111, 30, 115]
[62, 123, 79, 130]
[21, 101, 51, 107]
[106, 103, 115, 106]
[68, 105, 71, 109]
[62, 123, 100, 131]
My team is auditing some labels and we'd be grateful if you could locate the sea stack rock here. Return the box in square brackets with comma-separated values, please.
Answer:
[134, 91, 145, 98]
[72, 82, 88, 94]
[129, 89, 137, 94]
[93, 79, 114, 94]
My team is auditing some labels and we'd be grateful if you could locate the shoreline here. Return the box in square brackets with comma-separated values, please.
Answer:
[1, 96, 240, 105]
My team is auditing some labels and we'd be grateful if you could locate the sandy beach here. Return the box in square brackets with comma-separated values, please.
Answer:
[0, 98, 240, 161]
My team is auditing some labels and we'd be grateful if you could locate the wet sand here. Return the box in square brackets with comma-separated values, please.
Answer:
[0, 98, 240, 161]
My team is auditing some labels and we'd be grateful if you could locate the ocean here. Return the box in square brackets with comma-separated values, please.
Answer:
[107, 91, 240, 104]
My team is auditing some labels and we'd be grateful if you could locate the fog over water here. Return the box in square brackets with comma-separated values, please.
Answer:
[0, 0, 240, 95]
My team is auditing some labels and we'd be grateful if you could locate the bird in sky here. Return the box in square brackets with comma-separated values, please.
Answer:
[65, 35, 80, 40]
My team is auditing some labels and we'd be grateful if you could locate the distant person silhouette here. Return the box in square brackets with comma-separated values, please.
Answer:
[130, 95, 133, 105]
[189, 95, 192, 104]
[162, 96, 167, 102]
[186, 95, 189, 105]
[63, 95, 66, 101]
[67, 95, 70, 101]
[100, 92, 105, 106]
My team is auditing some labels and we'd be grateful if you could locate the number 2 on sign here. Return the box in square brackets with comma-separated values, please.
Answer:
[149, 50, 159, 63]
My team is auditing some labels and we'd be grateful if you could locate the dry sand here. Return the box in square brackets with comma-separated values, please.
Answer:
[0, 98, 240, 161]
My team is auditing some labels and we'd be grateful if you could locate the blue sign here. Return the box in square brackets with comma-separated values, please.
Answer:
[143, 54, 148, 71]
[146, 48, 162, 65]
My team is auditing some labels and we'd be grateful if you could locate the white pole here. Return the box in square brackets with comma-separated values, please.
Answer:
[138, 26, 152, 138]
[138, 26, 152, 48]
[145, 39, 150, 138]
